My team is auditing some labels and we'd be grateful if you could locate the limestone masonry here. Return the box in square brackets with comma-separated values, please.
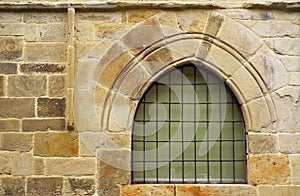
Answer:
[0, 0, 299, 195]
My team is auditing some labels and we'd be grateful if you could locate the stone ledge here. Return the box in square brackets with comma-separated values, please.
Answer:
[0, 1, 299, 10]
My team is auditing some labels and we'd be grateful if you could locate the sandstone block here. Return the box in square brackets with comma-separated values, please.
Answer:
[22, 118, 65, 132]
[34, 132, 78, 157]
[0, 36, 23, 61]
[24, 43, 67, 62]
[258, 185, 300, 196]
[279, 134, 300, 154]
[77, 12, 123, 23]
[27, 177, 63, 196]
[176, 10, 208, 33]
[0, 133, 32, 152]
[37, 98, 66, 117]
[0, 98, 35, 118]
[176, 185, 257, 196]
[0, 23, 38, 41]
[291, 155, 300, 184]
[0, 119, 19, 132]
[20, 63, 65, 74]
[95, 23, 132, 40]
[290, 72, 300, 86]
[0, 76, 3, 97]
[7, 76, 47, 97]
[45, 157, 95, 175]
[248, 154, 291, 185]
[0, 177, 25, 195]
[48, 75, 66, 97]
[0, 63, 17, 74]
[24, 12, 66, 23]
[0, 12, 22, 23]
[266, 38, 300, 56]
[204, 12, 224, 36]
[280, 56, 300, 72]
[127, 10, 160, 23]
[40, 24, 67, 41]
[122, 185, 174, 196]
[0, 152, 14, 174]
[248, 133, 278, 154]
[75, 23, 95, 41]
[34, 157, 44, 175]
[12, 152, 33, 176]
[64, 178, 95, 195]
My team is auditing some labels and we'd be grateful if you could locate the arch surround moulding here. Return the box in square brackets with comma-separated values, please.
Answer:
[73, 10, 288, 194]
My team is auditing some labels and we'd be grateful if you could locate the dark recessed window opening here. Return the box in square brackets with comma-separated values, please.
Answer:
[131, 64, 247, 184]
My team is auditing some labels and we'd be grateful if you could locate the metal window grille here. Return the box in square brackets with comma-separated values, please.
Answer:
[132, 64, 247, 184]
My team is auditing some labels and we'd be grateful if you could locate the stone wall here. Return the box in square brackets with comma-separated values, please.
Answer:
[0, 1, 299, 195]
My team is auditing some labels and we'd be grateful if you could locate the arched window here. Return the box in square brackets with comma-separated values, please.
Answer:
[132, 64, 247, 184]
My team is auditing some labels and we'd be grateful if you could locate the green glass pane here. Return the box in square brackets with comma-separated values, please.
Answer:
[158, 163, 169, 180]
[196, 85, 207, 102]
[135, 104, 144, 121]
[198, 104, 208, 121]
[222, 162, 234, 180]
[145, 86, 156, 102]
[158, 85, 169, 102]
[196, 142, 208, 160]
[158, 122, 169, 141]
[170, 122, 181, 141]
[222, 142, 234, 160]
[133, 142, 143, 151]
[171, 162, 182, 181]
[221, 122, 233, 140]
[196, 162, 208, 180]
[158, 104, 169, 120]
[183, 122, 195, 141]
[144, 122, 156, 141]
[196, 122, 207, 140]
[235, 161, 245, 181]
[183, 142, 195, 160]
[133, 122, 144, 141]
[133, 171, 144, 181]
[170, 104, 180, 120]
[184, 162, 195, 180]
[145, 162, 156, 180]
[234, 122, 245, 140]
[171, 142, 182, 161]
[234, 141, 245, 160]
[183, 104, 194, 121]
[209, 142, 220, 160]
[183, 86, 195, 103]
[209, 162, 220, 181]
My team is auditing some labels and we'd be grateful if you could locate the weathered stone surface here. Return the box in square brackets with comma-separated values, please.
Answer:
[279, 134, 300, 154]
[0, 63, 17, 74]
[24, 43, 67, 62]
[24, 12, 66, 23]
[0, 23, 38, 41]
[37, 98, 66, 117]
[0, 152, 14, 174]
[248, 133, 278, 154]
[249, 21, 300, 38]
[0, 133, 32, 152]
[0, 76, 3, 97]
[20, 63, 65, 74]
[7, 76, 47, 97]
[22, 118, 65, 132]
[291, 155, 300, 185]
[40, 24, 68, 41]
[176, 185, 257, 196]
[64, 178, 95, 195]
[34, 157, 44, 175]
[218, 16, 263, 58]
[0, 12, 22, 23]
[272, 87, 300, 133]
[77, 12, 123, 23]
[258, 185, 300, 195]
[265, 38, 300, 56]
[77, 42, 111, 59]
[0, 119, 19, 132]
[176, 10, 208, 33]
[34, 132, 78, 157]
[12, 152, 33, 175]
[48, 75, 66, 97]
[0, 99, 34, 118]
[45, 158, 95, 175]
[122, 185, 174, 196]
[27, 177, 63, 196]
[280, 56, 300, 72]
[0, 36, 23, 61]
[290, 72, 300, 86]
[204, 12, 224, 36]
[0, 177, 25, 195]
[95, 23, 132, 40]
[248, 154, 291, 185]
[75, 23, 94, 41]
[127, 10, 160, 23]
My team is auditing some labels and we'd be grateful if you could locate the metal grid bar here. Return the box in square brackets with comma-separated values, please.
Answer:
[131, 64, 247, 184]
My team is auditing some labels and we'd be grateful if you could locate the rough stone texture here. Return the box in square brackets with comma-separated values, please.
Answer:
[12, 152, 33, 175]
[34, 157, 44, 175]
[0, 63, 17, 74]
[20, 63, 66, 74]
[258, 186, 300, 195]
[48, 75, 66, 97]
[127, 10, 160, 23]
[279, 134, 300, 154]
[95, 23, 132, 40]
[0, 152, 14, 174]
[64, 178, 95, 195]
[0, 177, 25, 195]
[0, 76, 3, 97]
[290, 72, 300, 86]
[0, 12, 22, 23]
[45, 157, 95, 175]
[7, 76, 47, 97]
[280, 56, 300, 72]
[27, 177, 63, 196]
[122, 185, 174, 196]
[40, 24, 68, 41]
[24, 43, 67, 62]
[24, 12, 67, 23]
[75, 23, 94, 41]
[265, 38, 300, 56]
[22, 118, 65, 132]
[0, 119, 19, 132]
[77, 12, 123, 23]
[291, 155, 300, 185]
[37, 98, 66, 117]
[0, 133, 32, 152]
[0, 23, 38, 41]
[176, 185, 257, 196]
[0, 36, 23, 61]
[248, 133, 278, 154]
[33, 132, 78, 157]
[248, 154, 291, 185]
